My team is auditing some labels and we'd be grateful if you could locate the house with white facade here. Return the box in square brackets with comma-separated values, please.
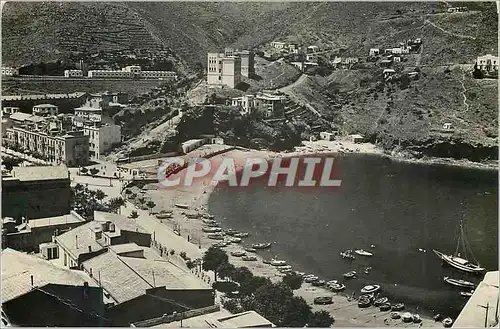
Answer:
[207, 50, 242, 89]
[32, 104, 58, 117]
[1, 67, 19, 76]
[476, 54, 499, 73]
[83, 122, 122, 159]
[369, 48, 380, 56]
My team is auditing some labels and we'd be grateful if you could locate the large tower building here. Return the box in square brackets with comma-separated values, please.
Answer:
[239, 50, 255, 78]
[207, 49, 242, 89]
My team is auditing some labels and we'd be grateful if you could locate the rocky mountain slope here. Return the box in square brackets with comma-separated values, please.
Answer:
[2, 2, 497, 162]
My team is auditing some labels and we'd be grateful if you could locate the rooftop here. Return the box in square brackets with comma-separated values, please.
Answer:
[27, 212, 84, 229]
[55, 211, 148, 260]
[2, 92, 87, 101]
[158, 310, 274, 328]
[8, 165, 69, 182]
[82, 248, 209, 304]
[453, 271, 499, 328]
[1, 248, 96, 303]
[33, 104, 58, 108]
[74, 107, 102, 112]
[109, 242, 143, 255]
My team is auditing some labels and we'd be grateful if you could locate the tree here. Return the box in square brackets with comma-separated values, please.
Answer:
[230, 267, 253, 284]
[108, 197, 125, 214]
[146, 200, 156, 214]
[240, 275, 272, 296]
[80, 167, 88, 175]
[129, 210, 139, 219]
[282, 273, 303, 290]
[218, 262, 236, 281]
[138, 197, 146, 209]
[281, 296, 312, 327]
[252, 282, 295, 325]
[90, 168, 99, 177]
[308, 310, 335, 327]
[472, 62, 484, 79]
[170, 249, 175, 256]
[202, 246, 229, 282]
[95, 189, 106, 204]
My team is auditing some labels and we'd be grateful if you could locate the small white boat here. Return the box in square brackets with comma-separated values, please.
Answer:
[444, 276, 475, 288]
[234, 232, 249, 238]
[361, 285, 381, 293]
[355, 249, 373, 257]
[343, 271, 357, 279]
[271, 259, 287, 266]
[242, 255, 257, 261]
[175, 204, 189, 209]
[207, 233, 224, 240]
[202, 227, 221, 233]
[402, 312, 413, 323]
[230, 251, 246, 257]
[244, 247, 257, 253]
[229, 237, 242, 243]
[460, 290, 474, 297]
[326, 280, 338, 285]
[412, 314, 421, 323]
[328, 283, 346, 291]
[442, 317, 453, 327]
[252, 242, 272, 249]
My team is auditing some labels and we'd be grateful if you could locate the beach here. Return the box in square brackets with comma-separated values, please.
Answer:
[137, 144, 446, 328]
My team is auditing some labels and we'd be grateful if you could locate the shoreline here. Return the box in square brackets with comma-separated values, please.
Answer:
[142, 148, 446, 327]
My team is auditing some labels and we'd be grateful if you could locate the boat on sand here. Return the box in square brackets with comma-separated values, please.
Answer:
[252, 242, 272, 249]
[355, 249, 373, 257]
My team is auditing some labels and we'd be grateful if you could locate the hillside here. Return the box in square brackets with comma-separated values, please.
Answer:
[2, 2, 497, 162]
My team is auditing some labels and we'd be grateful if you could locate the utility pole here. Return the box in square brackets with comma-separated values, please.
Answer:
[479, 303, 489, 327]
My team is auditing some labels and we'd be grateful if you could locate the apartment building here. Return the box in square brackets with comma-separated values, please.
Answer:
[32, 104, 58, 117]
[1, 66, 19, 76]
[476, 54, 499, 73]
[232, 92, 286, 117]
[64, 70, 84, 77]
[5, 127, 89, 167]
[207, 51, 242, 89]
[86, 66, 177, 80]
[83, 122, 122, 159]
[239, 50, 255, 77]
[74, 107, 102, 123]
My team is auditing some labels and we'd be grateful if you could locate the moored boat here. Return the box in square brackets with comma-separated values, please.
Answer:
[444, 276, 475, 288]
[373, 297, 388, 306]
[379, 303, 391, 312]
[355, 249, 373, 257]
[402, 312, 413, 323]
[412, 314, 422, 323]
[460, 290, 474, 297]
[442, 317, 453, 327]
[230, 251, 246, 257]
[358, 296, 371, 308]
[390, 312, 401, 319]
[433, 219, 485, 274]
[175, 204, 189, 209]
[312, 280, 325, 287]
[229, 237, 242, 243]
[361, 284, 381, 294]
[271, 259, 287, 266]
[244, 247, 257, 253]
[202, 227, 222, 233]
[234, 232, 249, 238]
[252, 242, 272, 249]
[328, 283, 345, 292]
[391, 303, 405, 311]
[242, 255, 257, 261]
[207, 233, 224, 240]
[343, 271, 357, 279]
[340, 250, 356, 260]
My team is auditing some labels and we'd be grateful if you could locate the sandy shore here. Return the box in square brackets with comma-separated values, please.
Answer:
[140, 146, 445, 328]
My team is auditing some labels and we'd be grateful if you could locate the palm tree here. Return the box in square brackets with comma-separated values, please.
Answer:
[138, 197, 146, 210]
[95, 189, 106, 204]
[81, 167, 88, 175]
[146, 200, 156, 215]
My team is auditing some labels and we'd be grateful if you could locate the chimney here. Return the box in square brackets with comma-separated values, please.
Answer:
[30, 275, 34, 288]
[83, 281, 89, 300]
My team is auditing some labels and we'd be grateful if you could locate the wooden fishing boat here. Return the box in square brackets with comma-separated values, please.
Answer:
[343, 271, 357, 279]
[355, 249, 373, 257]
[391, 303, 405, 311]
[229, 237, 242, 243]
[242, 255, 257, 261]
[252, 242, 272, 249]
[433, 219, 485, 274]
[444, 276, 475, 288]
[175, 204, 189, 209]
[374, 297, 388, 306]
[379, 303, 391, 312]
[244, 247, 257, 253]
[361, 285, 381, 294]
[230, 251, 246, 257]
[234, 232, 249, 238]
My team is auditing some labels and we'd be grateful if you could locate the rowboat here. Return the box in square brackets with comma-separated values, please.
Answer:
[361, 285, 380, 293]
[444, 276, 475, 288]
[229, 237, 242, 243]
[379, 303, 391, 311]
[202, 227, 221, 233]
[442, 317, 453, 327]
[355, 249, 373, 257]
[391, 303, 405, 311]
[374, 297, 388, 306]
[175, 204, 189, 209]
[207, 233, 224, 240]
[244, 247, 257, 253]
[402, 312, 413, 323]
[234, 232, 249, 238]
[230, 251, 246, 257]
[252, 242, 272, 249]
[242, 255, 257, 261]
[460, 290, 474, 297]
[328, 283, 345, 292]
[343, 271, 357, 279]
[271, 259, 287, 266]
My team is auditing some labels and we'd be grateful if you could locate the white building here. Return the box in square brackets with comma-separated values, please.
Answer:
[140, 71, 177, 79]
[88, 70, 132, 78]
[32, 104, 58, 117]
[307, 45, 319, 53]
[320, 132, 337, 141]
[180, 139, 206, 154]
[383, 69, 396, 79]
[369, 48, 380, 56]
[476, 54, 499, 72]
[207, 52, 242, 89]
[239, 50, 255, 78]
[231, 95, 256, 114]
[306, 53, 318, 63]
[64, 70, 84, 77]
[271, 42, 286, 49]
[291, 61, 305, 71]
[1, 67, 19, 76]
[83, 123, 122, 159]
[74, 107, 102, 123]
